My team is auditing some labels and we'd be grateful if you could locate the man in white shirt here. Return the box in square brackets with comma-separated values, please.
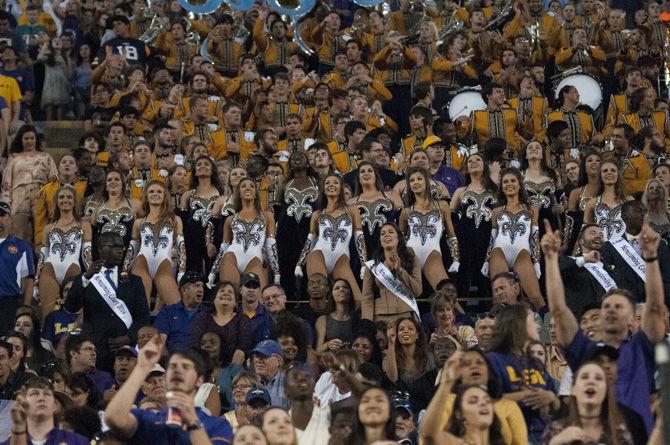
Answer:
[286, 363, 330, 445]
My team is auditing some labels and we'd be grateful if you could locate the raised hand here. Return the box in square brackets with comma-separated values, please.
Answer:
[137, 335, 164, 373]
[541, 219, 561, 260]
[639, 215, 661, 259]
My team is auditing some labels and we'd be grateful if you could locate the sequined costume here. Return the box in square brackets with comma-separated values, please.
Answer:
[136, 219, 176, 278]
[493, 207, 533, 266]
[226, 215, 267, 273]
[312, 212, 354, 273]
[455, 188, 496, 297]
[180, 191, 219, 275]
[43, 225, 86, 283]
[93, 201, 134, 260]
[594, 195, 626, 241]
[406, 206, 443, 267]
[276, 178, 319, 297]
[355, 195, 397, 258]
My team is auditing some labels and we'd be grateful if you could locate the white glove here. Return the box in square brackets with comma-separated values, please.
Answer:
[481, 262, 490, 277]
[448, 261, 460, 273]
[177, 272, 184, 283]
[294, 266, 303, 279]
[360, 266, 365, 280]
[274, 274, 281, 285]
[206, 273, 217, 289]
[534, 263, 542, 279]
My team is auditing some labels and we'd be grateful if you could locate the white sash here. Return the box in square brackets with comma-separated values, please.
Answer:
[90, 273, 133, 329]
[366, 260, 420, 320]
[583, 262, 617, 291]
[610, 237, 646, 282]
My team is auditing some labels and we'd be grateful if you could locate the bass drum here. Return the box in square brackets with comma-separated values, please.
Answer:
[553, 74, 603, 111]
[447, 90, 487, 121]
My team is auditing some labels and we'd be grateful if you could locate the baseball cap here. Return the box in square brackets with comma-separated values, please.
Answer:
[0, 201, 11, 216]
[245, 387, 271, 406]
[421, 135, 443, 149]
[394, 399, 413, 416]
[251, 339, 282, 357]
[114, 345, 138, 357]
[179, 271, 204, 288]
[240, 272, 260, 287]
[146, 363, 166, 378]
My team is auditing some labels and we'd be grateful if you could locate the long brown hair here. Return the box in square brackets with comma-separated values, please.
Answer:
[392, 317, 431, 379]
[404, 166, 437, 208]
[52, 185, 81, 223]
[233, 177, 263, 215]
[141, 180, 174, 226]
[318, 173, 347, 210]
[565, 361, 625, 445]
[488, 303, 532, 355]
[596, 161, 627, 202]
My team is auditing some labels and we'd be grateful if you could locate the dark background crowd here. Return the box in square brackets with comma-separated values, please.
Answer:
[0, 0, 670, 443]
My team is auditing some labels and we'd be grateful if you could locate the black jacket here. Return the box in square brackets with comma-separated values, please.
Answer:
[65, 272, 149, 372]
[559, 255, 608, 317]
[601, 238, 670, 305]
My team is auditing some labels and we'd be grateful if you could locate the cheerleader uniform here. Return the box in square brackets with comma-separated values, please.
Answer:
[594, 196, 626, 241]
[312, 212, 354, 273]
[456, 188, 496, 297]
[180, 191, 219, 275]
[44, 224, 86, 283]
[277, 178, 319, 297]
[355, 194, 397, 258]
[137, 219, 176, 278]
[406, 206, 443, 267]
[93, 201, 134, 260]
[226, 215, 267, 273]
[492, 207, 533, 266]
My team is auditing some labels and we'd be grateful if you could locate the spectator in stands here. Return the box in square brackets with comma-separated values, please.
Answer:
[68, 372, 103, 410]
[544, 217, 665, 433]
[601, 200, 670, 304]
[490, 272, 521, 306]
[251, 339, 287, 409]
[260, 407, 298, 445]
[1, 125, 57, 241]
[102, 345, 137, 404]
[285, 363, 329, 445]
[0, 339, 30, 399]
[105, 336, 233, 443]
[65, 232, 150, 372]
[315, 278, 357, 353]
[2, 376, 89, 445]
[349, 386, 395, 445]
[64, 334, 113, 397]
[155, 271, 206, 353]
[222, 371, 260, 432]
[474, 313, 495, 351]
[190, 281, 251, 367]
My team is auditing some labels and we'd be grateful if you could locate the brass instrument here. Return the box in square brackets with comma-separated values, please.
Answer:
[138, 15, 164, 44]
[527, 16, 541, 49]
[480, 1, 514, 32]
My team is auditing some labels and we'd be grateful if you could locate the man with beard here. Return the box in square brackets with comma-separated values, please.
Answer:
[559, 224, 614, 317]
[155, 272, 205, 353]
[103, 346, 138, 404]
[544, 217, 666, 433]
[105, 337, 232, 443]
[152, 123, 177, 172]
[285, 363, 330, 445]
[602, 200, 670, 304]
[623, 125, 667, 197]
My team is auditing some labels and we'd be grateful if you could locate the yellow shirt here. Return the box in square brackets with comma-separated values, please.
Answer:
[0, 75, 22, 108]
[425, 393, 528, 445]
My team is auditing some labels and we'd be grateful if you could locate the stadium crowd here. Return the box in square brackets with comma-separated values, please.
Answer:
[1, 0, 670, 443]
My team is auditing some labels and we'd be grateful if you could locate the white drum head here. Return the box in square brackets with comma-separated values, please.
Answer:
[448, 91, 487, 121]
[554, 74, 603, 111]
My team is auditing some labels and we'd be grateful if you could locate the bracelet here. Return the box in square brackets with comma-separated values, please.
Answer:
[644, 256, 658, 263]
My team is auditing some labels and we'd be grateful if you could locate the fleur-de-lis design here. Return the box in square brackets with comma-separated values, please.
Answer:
[49, 227, 81, 261]
[141, 222, 171, 256]
[595, 204, 625, 241]
[499, 210, 530, 244]
[321, 214, 352, 251]
[98, 206, 133, 238]
[285, 183, 318, 223]
[525, 179, 555, 210]
[408, 211, 440, 246]
[463, 191, 496, 229]
[191, 196, 217, 227]
[358, 199, 393, 234]
[232, 218, 265, 252]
